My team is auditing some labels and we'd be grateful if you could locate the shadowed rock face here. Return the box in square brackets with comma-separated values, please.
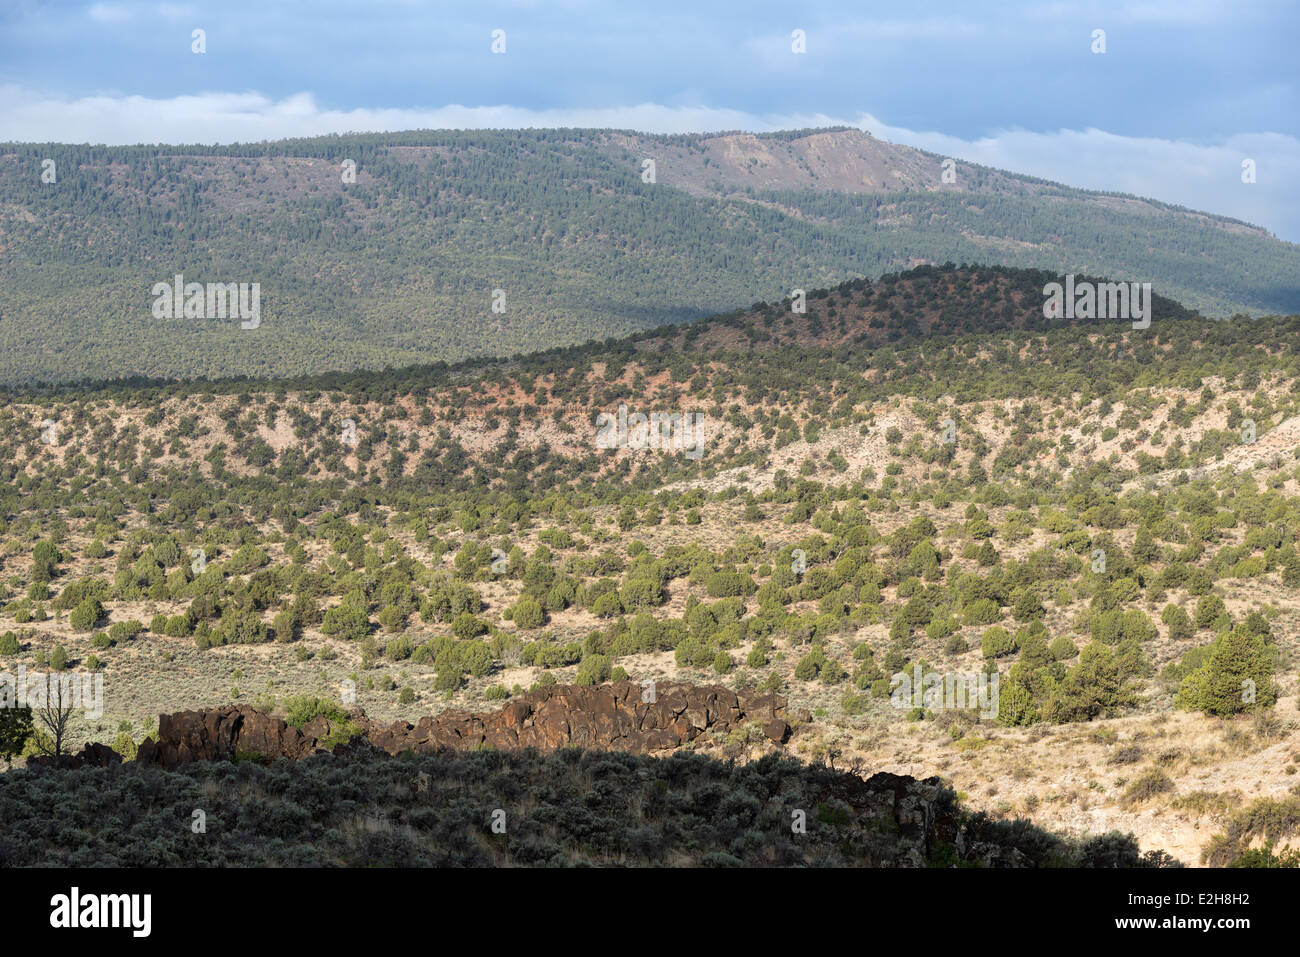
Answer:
[134, 706, 328, 769]
[369, 681, 794, 756]
[26, 741, 123, 770]
[40, 682, 799, 771]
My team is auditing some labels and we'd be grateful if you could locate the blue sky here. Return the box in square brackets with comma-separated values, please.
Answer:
[2, 0, 1298, 240]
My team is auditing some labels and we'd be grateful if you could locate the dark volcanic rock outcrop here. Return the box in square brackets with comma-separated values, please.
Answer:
[369, 681, 792, 755]
[92, 681, 798, 770]
[134, 705, 331, 769]
[27, 741, 123, 770]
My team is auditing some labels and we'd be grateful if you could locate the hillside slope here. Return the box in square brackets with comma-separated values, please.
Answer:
[1, 128, 1297, 386]
[3, 267, 1300, 865]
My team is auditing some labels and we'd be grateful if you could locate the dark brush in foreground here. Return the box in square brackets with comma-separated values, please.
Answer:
[5, 745, 1179, 867]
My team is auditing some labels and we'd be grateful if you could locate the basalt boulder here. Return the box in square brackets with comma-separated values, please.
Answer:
[136, 705, 324, 768]
[125, 681, 795, 768]
[368, 681, 793, 757]
[26, 740, 124, 771]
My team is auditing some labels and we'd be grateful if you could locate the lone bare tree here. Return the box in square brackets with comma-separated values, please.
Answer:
[34, 672, 77, 758]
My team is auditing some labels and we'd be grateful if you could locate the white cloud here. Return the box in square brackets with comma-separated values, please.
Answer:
[1123, 0, 1230, 23]
[855, 114, 1300, 240]
[0, 86, 842, 143]
[87, 2, 196, 23]
[836, 17, 983, 39]
[1019, 0, 1235, 23]
[1, 85, 1295, 240]
[87, 3, 132, 22]
[155, 3, 198, 20]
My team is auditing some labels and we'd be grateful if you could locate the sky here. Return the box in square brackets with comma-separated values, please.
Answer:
[1, 0, 1297, 240]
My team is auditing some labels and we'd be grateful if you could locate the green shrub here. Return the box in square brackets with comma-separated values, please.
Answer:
[1122, 769, 1175, 807]
[282, 694, 349, 727]
[322, 600, 371, 641]
[111, 731, 138, 761]
[705, 571, 757, 598]
[1195, 594, 1227, 630]
[69, 597, 104, 632]
[32, 541, 59, 583]
[575, 654, 612, 686]
[962, 598, 1001, 626]
[272, 610, 298, 643]
[1161, 604, 1194, 641]
[981, 626, 1016, 659]
[224, 543, 270, 575]
[452, 613, 489, 640]
[794, 646, 827, 681]
[108, 619, 143, 642]
[591, 592, 623, 619]
[943, 633, 968, 655]
[377, 605, 406, 632]
[1176, 625, 1276, 717]
[512, 598, 546, 629]
[1048, 636, 1078, 661]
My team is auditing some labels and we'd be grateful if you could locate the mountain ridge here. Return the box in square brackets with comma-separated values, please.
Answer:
[2, 127, 1297, 387]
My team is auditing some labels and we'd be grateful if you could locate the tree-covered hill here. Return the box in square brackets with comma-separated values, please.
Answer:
[1, 128, 1297, 387]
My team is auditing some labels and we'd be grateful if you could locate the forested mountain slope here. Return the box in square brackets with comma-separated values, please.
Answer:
[1, 128, 1296, 387]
